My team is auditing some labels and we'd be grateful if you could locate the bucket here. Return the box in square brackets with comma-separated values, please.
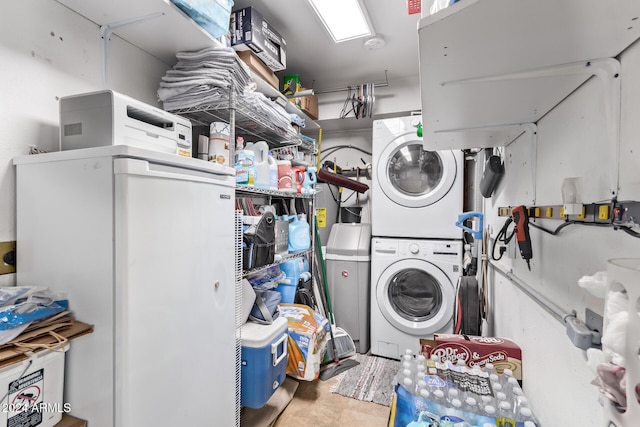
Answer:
[340, 207, 362, 223]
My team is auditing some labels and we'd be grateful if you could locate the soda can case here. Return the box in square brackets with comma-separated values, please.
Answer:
[240, 316, 288, 408]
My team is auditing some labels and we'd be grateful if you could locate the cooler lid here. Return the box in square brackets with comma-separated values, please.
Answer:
[241, 316, 289, 347]
[326, 223, 372, 258]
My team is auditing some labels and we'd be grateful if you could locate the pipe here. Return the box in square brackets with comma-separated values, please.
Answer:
[489, 262, 569, 324]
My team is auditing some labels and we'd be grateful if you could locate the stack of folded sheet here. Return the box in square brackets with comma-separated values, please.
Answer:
[158, 47, 296, 136]
[158, 47, 252, 111]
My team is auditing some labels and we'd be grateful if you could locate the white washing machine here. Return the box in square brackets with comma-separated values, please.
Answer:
[372, 116, 464, 239]
[370, 237, 462, 360]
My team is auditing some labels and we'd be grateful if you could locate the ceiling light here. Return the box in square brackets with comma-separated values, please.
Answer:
[307, 0, 374, 43]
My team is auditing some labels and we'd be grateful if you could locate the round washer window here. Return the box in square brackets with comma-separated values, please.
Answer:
[388, 268, 443, 322]
[388, 144, 443, 196]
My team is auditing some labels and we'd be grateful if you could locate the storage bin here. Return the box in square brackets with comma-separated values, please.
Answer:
[171, 0, 234, 39]
[0, 344, 69, 427]
[240, 317, 288, 408]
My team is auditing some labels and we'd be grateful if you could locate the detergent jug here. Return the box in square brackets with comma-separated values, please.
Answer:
[276, 257, 309, 304]
[268, 151, 278, 190]
[302, 166, 317, 194]
[286, 214, 311, 252]
[291, 166, 306, 194]
[235, 150, 255, 186]
[246, 141, 270, 189]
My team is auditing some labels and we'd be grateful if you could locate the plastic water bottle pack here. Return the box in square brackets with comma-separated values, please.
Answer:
[391, 350, 539, 427]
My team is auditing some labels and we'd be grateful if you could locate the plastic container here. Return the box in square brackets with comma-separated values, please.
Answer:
[240, 317, 288, 409]
[340, 206, 362, 223]
[208, 121, 231, 166]
[276, 257, 309, 303]
[235, 150, 255, 186]
[286, 214, 310, 252]
[277, 160, 295, 192]
[0, 344, 69, 427]
[302, 166, 317, 194]
[246, 141, 270, 189]
[268, 152, 279, 190]
[170, 0, 234, 39]
[275, 278, 297, 304]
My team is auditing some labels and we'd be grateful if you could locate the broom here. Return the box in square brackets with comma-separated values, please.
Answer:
[313, 217, 359, 380]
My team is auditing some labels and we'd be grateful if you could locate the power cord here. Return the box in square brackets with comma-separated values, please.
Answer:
[491, 217, 514, 261]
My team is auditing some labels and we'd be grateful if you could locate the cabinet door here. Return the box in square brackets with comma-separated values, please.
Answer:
[113, 158, 236, 426]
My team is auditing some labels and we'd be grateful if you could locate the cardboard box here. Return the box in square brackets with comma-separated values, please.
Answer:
[299, 95, 318, 120]
[231, 6, 287, 72]
[237, 50, 279, 90]
[419, 334, 523, 381]
[54, 415, 87, 427]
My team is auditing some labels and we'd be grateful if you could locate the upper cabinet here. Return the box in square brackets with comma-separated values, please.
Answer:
[57, 0, 319, 129]
[418, 0, 640, 150]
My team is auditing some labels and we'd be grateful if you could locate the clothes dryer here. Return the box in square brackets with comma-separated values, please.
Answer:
[372, 116, 463, 238]
[370, 237, 462, 360]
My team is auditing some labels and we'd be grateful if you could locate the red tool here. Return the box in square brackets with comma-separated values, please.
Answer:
[511, 205, 532, 270]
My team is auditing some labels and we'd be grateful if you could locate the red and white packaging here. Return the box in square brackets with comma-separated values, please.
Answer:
[420, 334, 523, 381]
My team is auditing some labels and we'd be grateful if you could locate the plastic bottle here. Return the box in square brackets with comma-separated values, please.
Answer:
[484, 362, 496, 376]
[445, 398, 465, 422]
[497, 401, 513, 426]
[287, 214, 310, 252]
[483, 404, 496, 418]
[235, 149, 254, 185]
[514, 407, 535, 424]
[302, 166, 317, 194]
[402, 377, 414, 394]
[268, 151, 279, 190]
[431, 389, 447, 406]
[447, 388, 460, 405]
[246, 141, 270, 189]
[505, 376, 519, 396]
[463, 396, 478, 414]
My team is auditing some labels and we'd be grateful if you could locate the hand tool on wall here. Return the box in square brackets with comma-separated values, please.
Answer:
[511, 205, 533, 270]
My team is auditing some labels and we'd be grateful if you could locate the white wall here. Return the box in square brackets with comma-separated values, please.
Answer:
[485, 40, 640, 426]
[0, 1, 169, 287]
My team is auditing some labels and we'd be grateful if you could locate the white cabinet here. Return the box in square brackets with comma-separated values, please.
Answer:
[418, 0, 640, 150]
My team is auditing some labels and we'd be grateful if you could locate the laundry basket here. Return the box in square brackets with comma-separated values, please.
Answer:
[603, 258, 640, 426]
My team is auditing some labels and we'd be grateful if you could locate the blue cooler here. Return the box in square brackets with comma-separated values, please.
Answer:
[240, 316, 289, 408]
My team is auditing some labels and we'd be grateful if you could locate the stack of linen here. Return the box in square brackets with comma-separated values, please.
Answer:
[158, 47, 252, 111]
[158, 47, 295, 136]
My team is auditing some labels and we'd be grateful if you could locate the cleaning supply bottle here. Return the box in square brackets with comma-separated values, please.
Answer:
[287, 214, 310, 252]
[235, 139, 255, 186]
[302, 166, 317, 194]
[268, 151, 279, 190]
[246, 141, 270, 189]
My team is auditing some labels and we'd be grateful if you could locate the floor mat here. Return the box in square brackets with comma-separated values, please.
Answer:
[329, 353, 400, 407]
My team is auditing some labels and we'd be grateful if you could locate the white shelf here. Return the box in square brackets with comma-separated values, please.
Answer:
[58, 0, 320, 131]
[58, 0, 224, 64]
[418, 0, 640, 150]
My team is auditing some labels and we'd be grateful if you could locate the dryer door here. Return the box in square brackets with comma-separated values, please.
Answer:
[376, 133, 458, 208]
[376, 258, 454, 335]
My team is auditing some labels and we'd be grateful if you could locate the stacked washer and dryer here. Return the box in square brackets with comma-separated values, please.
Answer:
[370, 116, 465, 360]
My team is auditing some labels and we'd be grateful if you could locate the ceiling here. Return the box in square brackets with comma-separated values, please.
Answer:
[231, 0, 423, 93]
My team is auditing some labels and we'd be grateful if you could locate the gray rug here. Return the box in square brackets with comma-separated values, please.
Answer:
[330, 354, 400, 406]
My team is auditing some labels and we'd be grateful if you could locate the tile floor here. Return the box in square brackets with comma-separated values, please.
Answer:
[273, 375, 391, 427]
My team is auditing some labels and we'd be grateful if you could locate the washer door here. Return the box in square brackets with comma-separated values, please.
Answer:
[376, 133, 457, 208]
[376, 258, 454, 335]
